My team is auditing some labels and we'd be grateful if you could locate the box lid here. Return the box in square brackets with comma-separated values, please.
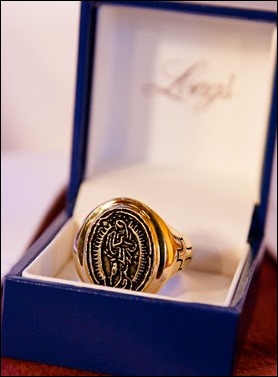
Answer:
[67, 1, 276, 255]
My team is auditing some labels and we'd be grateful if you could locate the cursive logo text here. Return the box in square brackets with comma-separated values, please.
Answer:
[143, 60, 235, 110]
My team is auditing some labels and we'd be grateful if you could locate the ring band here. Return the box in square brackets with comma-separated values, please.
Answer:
[73, 197, 192, 293]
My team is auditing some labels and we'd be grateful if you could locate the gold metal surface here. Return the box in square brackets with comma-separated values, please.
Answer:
[73, 197, 192, 293]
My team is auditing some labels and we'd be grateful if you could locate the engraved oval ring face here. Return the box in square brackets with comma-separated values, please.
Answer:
[85, 208, 154, 291]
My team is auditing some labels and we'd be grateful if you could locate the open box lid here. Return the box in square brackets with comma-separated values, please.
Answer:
[67, 1, 276, 249]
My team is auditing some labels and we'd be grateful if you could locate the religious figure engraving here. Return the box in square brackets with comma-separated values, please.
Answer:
[104, 219, 138, 288]
[86, 209, 154, 291]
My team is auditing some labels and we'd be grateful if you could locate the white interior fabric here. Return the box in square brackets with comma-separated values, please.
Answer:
[22, 4, 276, 306]
[23, 219, 251, 306]
[86, 5, 276, 193]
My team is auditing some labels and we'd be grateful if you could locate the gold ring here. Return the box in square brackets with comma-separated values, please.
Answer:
[73, 197, 192, 293]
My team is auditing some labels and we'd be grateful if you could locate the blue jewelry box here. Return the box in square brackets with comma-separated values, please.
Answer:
[2, 1, 277, 376]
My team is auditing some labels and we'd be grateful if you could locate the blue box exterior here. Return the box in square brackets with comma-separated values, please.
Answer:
[2, 1, 277, 376]
[0, 226, 263, 376]
[2, 259, 239, 376]
[1, 214, 255, 376]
